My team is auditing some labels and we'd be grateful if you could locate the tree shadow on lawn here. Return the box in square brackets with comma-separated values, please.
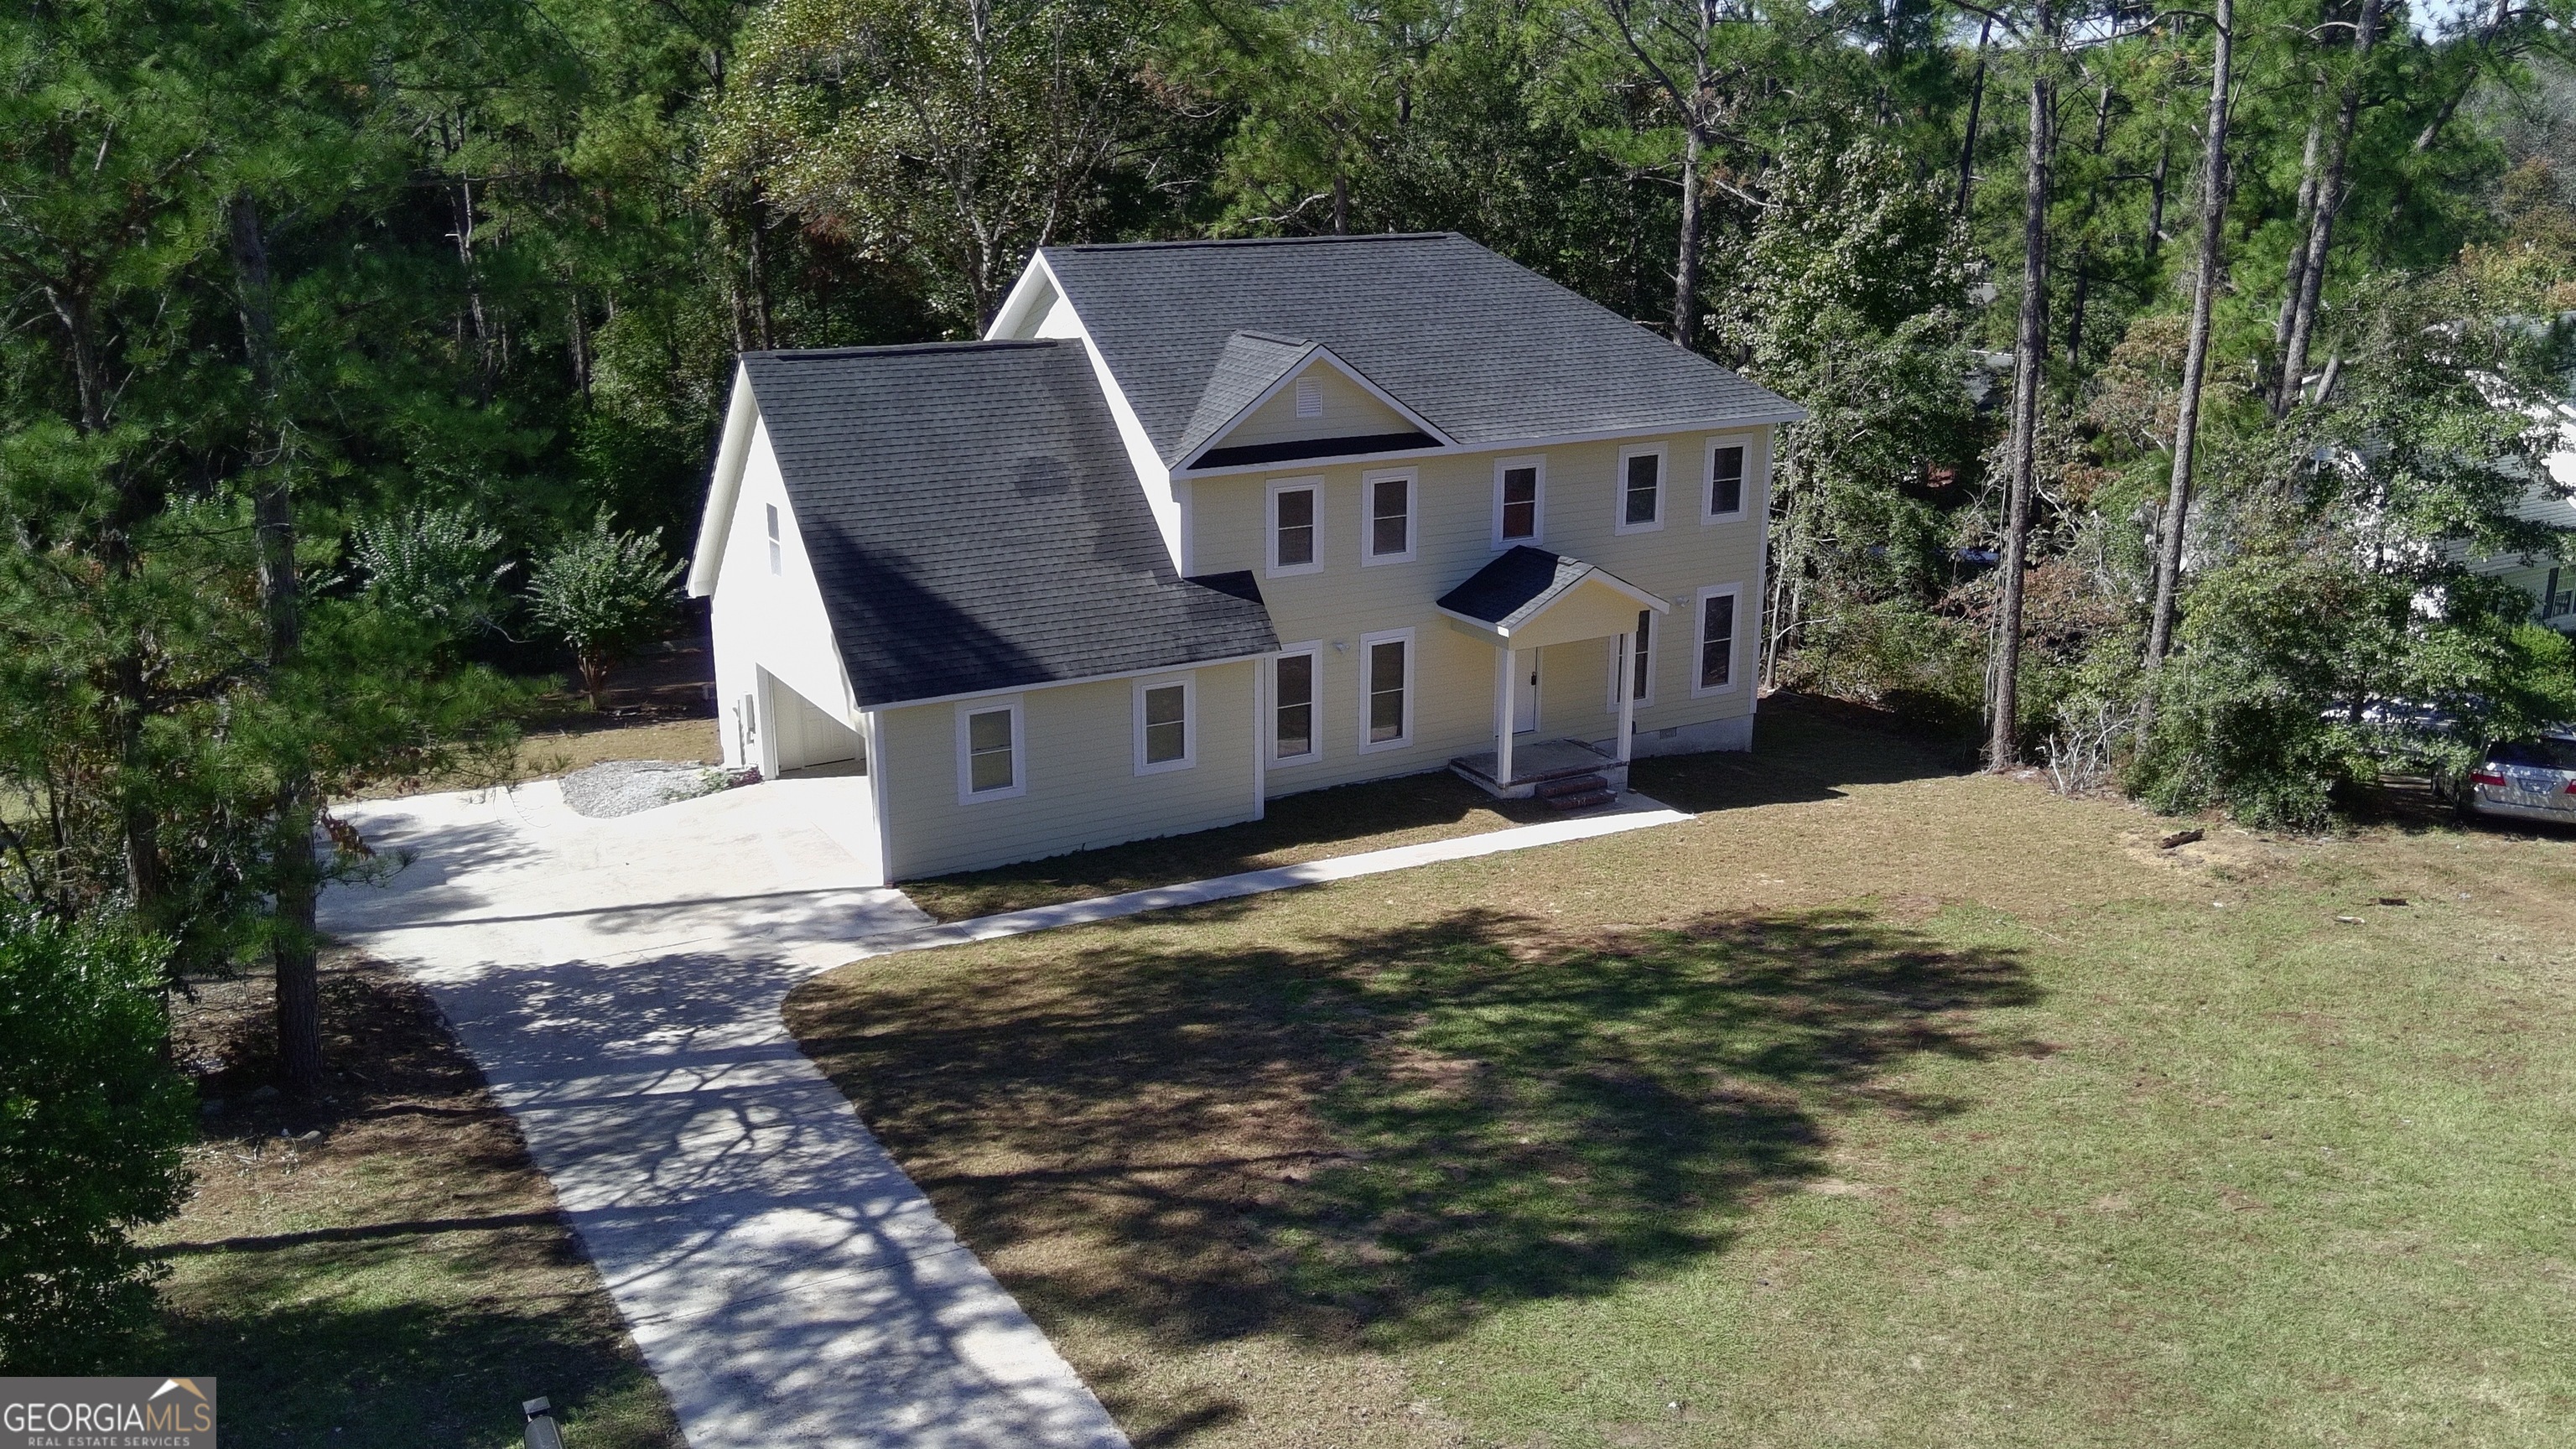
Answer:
[147, 958, 679, 1449]
[791, 902, 2042, 1360]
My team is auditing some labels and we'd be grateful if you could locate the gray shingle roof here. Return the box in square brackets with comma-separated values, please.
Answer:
[1040, 233, 1805, 465]
[740, 341, 1277, 707]
[1436, 546, 1659, 631]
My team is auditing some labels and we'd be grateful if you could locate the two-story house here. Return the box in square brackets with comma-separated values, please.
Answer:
[687, 233, 1804, 883]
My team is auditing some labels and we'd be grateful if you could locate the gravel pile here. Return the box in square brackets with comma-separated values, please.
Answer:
[558, 760, 754, 818]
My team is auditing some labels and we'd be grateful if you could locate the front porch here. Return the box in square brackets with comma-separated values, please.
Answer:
[1434, 546, 1669, 811]
[1449, 736, 1627, 807]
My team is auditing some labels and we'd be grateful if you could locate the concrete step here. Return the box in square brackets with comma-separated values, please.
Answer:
[1542, 787, 1617, 812]
[1532, 772, 1607, 799]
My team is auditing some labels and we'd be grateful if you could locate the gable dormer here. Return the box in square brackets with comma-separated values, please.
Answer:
[1170, 333, 1452, 473]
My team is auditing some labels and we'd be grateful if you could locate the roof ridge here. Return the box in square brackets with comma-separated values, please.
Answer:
[1052, 233, 1458, 253]
[745, 340, 1061, 362]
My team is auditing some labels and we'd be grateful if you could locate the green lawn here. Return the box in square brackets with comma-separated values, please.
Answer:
[787, 701, 2576, 1447]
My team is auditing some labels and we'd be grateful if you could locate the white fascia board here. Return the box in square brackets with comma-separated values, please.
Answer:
[687, 365, 761, 598]
[1173, 413, 1809, 480]
[984, 253, 1061, 340]
[862, 652, 1272, 714]
[1003, 252, 1185, 570]
[1176, 345, 1460, 470]
[1579, 569, 1677, 615]
[1436, 571, 1671, 644]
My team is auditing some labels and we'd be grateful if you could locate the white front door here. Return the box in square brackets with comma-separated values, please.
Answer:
[1512, 650, 1539, 734]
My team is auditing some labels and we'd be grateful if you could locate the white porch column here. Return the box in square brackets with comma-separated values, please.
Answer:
[1493, 641, 1514, 787]
[1614, 631, 1636, 766]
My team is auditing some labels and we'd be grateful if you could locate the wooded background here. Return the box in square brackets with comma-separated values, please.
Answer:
[3, 0, 2574, 1077]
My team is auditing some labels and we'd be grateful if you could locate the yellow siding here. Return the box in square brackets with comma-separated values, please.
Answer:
[1193, 429, 1772, 795]
[874, 661, 1260, 880]
[1217, 362, 1415, 451]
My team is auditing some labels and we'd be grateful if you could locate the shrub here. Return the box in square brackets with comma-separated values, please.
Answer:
[350, 503, 512, 640]
[0, 909, 195, 1373]
[525, 509, 684, 709]
[1784, 597, 1988, 735]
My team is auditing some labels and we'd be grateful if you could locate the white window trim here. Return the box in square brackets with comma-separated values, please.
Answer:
[1492, 454, 1547, 549]
[1701, 437, 1753, 523]
[1356, 627, 1415, 753]
[1270, 641, 1325, 767]
[1360, 468, 1419, 566]
[1266, 477, 1325, 578]
[765, 503, 783, 575]
[954, 695, 1027, 803]
[1607, 610, 1657, 709]
[1615, 443, 1668, 535]
[1132, 674, 1197, 775]
[1691, 584, 1746, 698]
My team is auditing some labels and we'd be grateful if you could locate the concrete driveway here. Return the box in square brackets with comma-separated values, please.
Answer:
[320, 774, 1129, 1449]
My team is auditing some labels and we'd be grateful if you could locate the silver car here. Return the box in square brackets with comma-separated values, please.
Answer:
[2463, 730, 2576, 825]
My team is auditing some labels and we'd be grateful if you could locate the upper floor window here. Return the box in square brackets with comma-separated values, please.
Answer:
[1618, 445, 1665, 533]
[1694, 585, 1739, 694]
[1706, 442, 1748, 521]
[1135, 676, 1195, 773]
[1494, 456, 1544, 547]
[957, 698, 1026, 802]
[765, 504, 783, 574]
[1268, 479, 1322, 577]
[1363, 470, 1415, 564]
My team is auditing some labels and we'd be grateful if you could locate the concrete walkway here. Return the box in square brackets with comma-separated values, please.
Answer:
[320, 776, 1690, 1448]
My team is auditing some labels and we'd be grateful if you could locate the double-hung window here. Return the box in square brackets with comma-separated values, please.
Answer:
[1610, 608, 1655, 707]
[1272, 644, 1322, 764]
[1135, 676, 1195, 773]
[1617, 444, 1665, 533]
[957, 698, 1026, 802]
[765, 504, 783, 574]
[1358, 630, 1412, 750]
[1363, 470, 1415, 564]
[1693, 585, 1741, 695]
[1705, 441, 1748, 521]
[1494, 456, 1544, 547]
[1268, 479, 1322, 576]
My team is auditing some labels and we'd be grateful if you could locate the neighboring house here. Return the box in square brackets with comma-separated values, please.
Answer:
[2467, 438, 2576, 635]
[688, 232, 1804, 883]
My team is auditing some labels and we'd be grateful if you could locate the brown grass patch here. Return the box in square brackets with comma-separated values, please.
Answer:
[143, 951, 683, 1449]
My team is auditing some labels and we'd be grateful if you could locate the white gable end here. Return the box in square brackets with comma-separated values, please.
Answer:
[705, 413, 861, 758]
[1202, 355, 1424, 455]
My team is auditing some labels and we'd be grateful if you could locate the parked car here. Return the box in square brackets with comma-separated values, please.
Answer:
[2459, 729, 2576, 826]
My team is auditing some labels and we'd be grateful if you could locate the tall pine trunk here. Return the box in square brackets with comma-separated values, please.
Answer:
[1673, 125, 1704, 347]
[2146, 0, 2236, 674]
[1956, 17, 1993, 218]
[46, 281, 166, 924]
[1992, 13, 2054, 770]
[231, 195, 321, 1097]
[2275, 0, 2378, 417]
[2064, 82, 2116, 369]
